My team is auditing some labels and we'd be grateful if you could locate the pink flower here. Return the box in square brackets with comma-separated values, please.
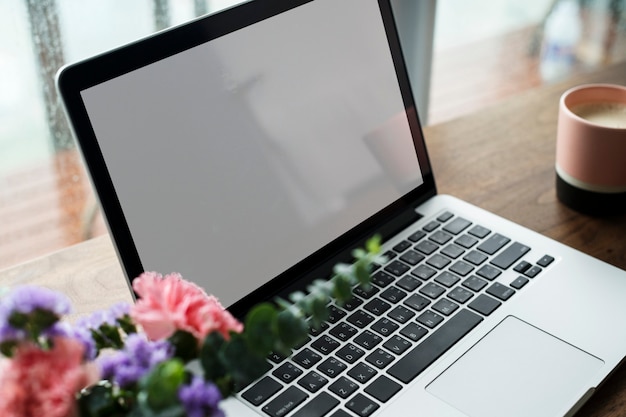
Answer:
[131, 272, 243, 341]
[0, 337, 99, 417]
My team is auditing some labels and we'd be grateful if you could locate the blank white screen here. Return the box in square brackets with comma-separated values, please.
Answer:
[81, 0, 423, 306]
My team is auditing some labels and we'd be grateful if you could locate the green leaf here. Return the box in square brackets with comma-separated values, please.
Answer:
[140, 359, 186, 412]
[117, 315, 137, 335]
[200, 332, 227, 381]
[276, 309, 308, 352]
[332, 274, 352, 303]
[244, 303, 278, 356]
[365, 235, 382, 254]
[76, 381, 126, 417]
[0, 340, 17, 358]
[167, 330, 199, 363]
[8, 311, 29, 329]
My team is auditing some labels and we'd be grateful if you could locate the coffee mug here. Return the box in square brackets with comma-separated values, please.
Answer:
[555, 83, 626, 216]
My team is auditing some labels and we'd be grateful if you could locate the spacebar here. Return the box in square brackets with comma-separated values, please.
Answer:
[387, 309, 483, 383]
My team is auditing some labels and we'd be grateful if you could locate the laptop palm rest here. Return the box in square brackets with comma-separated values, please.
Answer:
[426, 316, 603, 417]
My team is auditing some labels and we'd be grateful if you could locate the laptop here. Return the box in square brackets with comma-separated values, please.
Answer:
[56, 1, 626, 416]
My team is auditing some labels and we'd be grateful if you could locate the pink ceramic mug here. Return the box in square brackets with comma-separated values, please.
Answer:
[555, 84, 626, 215]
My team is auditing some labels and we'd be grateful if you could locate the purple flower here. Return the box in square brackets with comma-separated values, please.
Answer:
[0, 285, 71, 317]
[99, 333, 173, 387]
[46, 321, 97, 360]
[76, 302, 131, 330]
[178, 376, 224, 417]
[0, 286, 72, 345]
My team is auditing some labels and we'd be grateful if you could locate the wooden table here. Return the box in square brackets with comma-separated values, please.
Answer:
[1, 62, 625, 416]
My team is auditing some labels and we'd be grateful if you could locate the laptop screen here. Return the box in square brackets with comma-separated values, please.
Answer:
[68, 0, 428, 307]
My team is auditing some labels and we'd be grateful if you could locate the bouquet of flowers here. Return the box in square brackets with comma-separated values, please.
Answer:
[0, 237, 384, 417]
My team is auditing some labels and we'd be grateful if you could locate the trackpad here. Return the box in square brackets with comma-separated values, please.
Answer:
[426, 316, 603, 417]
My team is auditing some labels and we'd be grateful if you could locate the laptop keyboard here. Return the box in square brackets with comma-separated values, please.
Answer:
[240, 210, 556, 417]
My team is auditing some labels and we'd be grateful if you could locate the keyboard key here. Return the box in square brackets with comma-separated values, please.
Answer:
[327, 305, 347, 323]
[437, 211, 454, 222]
[477, 233, 510, 255]
[268, 351, 287, 364]
[387, 309, 483, 383]
[371, 318, 399, 337]
[341, 297, 363, 312]
[415, 240, 439, 255]
[371, 271, 395, 287]
[407, 230, 427, 242]
[486, 282, 515, 301]
[476, 264, 501, 281]
[298, 371, 328, 393]
[434, 271, 461, 288]
[419, 282, 446, 299]
[430, 230, 453, 245]
[426, 254, 452, 270]
[463, 250, 488, 265]
[364, 375, 402, 403]
[365, 348, 395, 369]
[273, 362, 303, 383]
[309, 322, 329, 337]
[468, 225, 491, 239]
[293, 348, 323, 369]
[385, 260, 410, 277]
[411, 264, 437, 280]
[432, 298, 460, 316]
[329, 376, 358, 399]
[241, 376, 282, 406]
[468, 294, 502, 316]
[396, 275, 421, 292]
[292, 392, 339, 417]
[392, 240, 412, 253]
[513, 260, 531, 273]
[317, 357, 347, 378]
[380, 286, 408, 304]
[443, 217, 472, 235]
[387, 305, 415, 324]
[353, 330, 382, 350]
[382, 335, 412, 355]
[364, 298, 391, 316]
[353, 285, 379, 300]
[524, 265, 542, 278]
[490, 242, 531, 270]
[347, 310, 375, 328]
[441, 244, 465, 259]
[449, 260, 474, 277]
[262, 386, 308, 417]
[447, 286, 474, 304]
[399, 322, 428, 342]
[329, 322, 358, 341]
[462, 275, 488, 292]
[455, 234, 478, 248]
[348, 362, 377, 384]
[417, 310, 444, 328]
[404, 293, 431, 311]
[335, 343, 365, 364]
[346, 393, 379, 417]
[311, 335, 341, 355]
[423, 220, 440, 232]
[510, 276, 529, 289]
[537, 255, 555, 267]
[400, 250, 425, 266]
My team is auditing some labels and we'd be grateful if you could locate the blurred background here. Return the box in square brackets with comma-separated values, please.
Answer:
[0, 0, 624, 270]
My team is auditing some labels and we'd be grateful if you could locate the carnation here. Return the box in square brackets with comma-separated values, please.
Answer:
[130, 272, 243, 341]
[0, 337, 99, 417]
